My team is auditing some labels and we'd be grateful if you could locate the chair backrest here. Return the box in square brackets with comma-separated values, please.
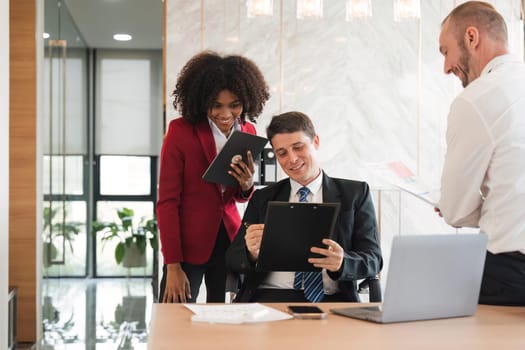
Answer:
[225, 272, 241, 303]
[358, 276, 382, 302]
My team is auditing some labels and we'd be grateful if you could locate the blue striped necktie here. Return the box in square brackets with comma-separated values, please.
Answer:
[293, 187, 325, 302]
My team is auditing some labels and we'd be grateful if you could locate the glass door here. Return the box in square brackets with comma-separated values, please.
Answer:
[43, 0, 89, 278]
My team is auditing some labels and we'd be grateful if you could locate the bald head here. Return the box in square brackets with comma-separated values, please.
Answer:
[442, 1, 508, 45]
[438, 1, 509, 87]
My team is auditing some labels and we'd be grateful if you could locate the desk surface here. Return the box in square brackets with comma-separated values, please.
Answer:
[148, 303, 525, 349]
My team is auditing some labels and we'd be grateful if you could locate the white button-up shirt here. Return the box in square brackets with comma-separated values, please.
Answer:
[208, 117, 241, 154]
[439, 54, 525, 254]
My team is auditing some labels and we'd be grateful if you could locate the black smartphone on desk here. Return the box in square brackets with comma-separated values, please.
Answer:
[288, 305, 327, 319]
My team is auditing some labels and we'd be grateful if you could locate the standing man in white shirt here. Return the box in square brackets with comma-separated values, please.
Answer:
[438, 1, 525, 305]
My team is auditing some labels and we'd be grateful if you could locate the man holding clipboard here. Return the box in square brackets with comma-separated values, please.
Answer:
[226, 112, 382, 302]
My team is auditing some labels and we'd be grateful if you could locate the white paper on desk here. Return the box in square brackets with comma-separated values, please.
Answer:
[184, 303, 293, 324]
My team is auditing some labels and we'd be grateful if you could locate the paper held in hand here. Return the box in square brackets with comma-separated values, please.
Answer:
[368, 161, 440, 207]
[394, 181, 440, 207]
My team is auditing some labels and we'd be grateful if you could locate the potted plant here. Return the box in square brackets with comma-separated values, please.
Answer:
[92, 207, 158, 268]
[43, 205, 82, 267]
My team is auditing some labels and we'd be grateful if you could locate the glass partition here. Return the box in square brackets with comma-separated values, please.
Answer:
[43, 0, 88, 276]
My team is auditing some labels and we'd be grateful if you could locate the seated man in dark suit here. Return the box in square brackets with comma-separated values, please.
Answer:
[225, 111, 382, 302]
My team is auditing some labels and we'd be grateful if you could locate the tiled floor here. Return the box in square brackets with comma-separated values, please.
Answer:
[17, 276, 209, 350]
[33, 277, 155, 350]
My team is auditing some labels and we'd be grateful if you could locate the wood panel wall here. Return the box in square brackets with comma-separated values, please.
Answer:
[9, 0, 38, 342]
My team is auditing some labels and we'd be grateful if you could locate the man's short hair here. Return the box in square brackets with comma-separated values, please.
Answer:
[266, 111, 317, 144]
[443, 1, 508, 44]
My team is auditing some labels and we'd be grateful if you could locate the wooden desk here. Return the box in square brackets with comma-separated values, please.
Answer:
[148, 303, 525, 349]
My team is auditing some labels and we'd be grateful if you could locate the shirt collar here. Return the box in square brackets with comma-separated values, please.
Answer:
[207, 117, 241, 139]
[289, 170, 323, 198]
[481, 54, 522, 76]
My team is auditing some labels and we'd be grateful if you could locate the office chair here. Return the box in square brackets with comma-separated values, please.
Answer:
[225, 272, 242, 303]
[357, 275, 382, 302]
[225, 272, 382, 303]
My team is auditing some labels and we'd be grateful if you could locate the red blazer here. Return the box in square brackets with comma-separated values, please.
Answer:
[157, 118, 256, 265]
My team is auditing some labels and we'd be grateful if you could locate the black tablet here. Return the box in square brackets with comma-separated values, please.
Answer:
[202, 131, 268, 187]
[256, 201, 341, 272]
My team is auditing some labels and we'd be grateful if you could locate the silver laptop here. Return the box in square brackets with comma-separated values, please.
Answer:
[331, 234, 487, 323]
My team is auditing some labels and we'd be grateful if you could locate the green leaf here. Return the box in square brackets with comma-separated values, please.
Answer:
[92, 221, 112, 235]
[149, 236, 158, 251]
[135, 235, 147, 254]
[118, 208, 134, 233]
[46, 242, 58, 260]
[115, 242, 125, 264]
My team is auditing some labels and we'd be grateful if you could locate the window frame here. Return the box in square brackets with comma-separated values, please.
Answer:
[92, 154, 158, 278]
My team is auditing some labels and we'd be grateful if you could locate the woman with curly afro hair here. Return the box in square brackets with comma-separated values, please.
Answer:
[157, 51, 270, 303]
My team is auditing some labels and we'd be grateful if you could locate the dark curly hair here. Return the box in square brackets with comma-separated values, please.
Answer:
[172, 51, 270, 125]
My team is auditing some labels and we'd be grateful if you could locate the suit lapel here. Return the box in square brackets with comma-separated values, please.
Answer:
[254, 180, 291, 228]
[273, 180, 292, 202]
[322, 173, 342, 203]
[195, 121, 216, 164]
[321, 173, 343, 242]
[195, 121, 224, 194]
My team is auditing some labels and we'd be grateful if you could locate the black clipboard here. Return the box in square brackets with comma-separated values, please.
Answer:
[256, 201, 341, 272]
[202, 131, 268, 187]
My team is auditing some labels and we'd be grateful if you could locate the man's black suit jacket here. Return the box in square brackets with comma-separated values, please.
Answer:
[225, 172, 383, 302]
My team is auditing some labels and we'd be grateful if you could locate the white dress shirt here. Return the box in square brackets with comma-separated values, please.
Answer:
[439, 54, 525, 254]
[259, 171, 340, 295]
[208, 117, 241, 154]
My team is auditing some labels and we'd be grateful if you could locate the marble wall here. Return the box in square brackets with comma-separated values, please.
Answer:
[166, 0, 524, 282]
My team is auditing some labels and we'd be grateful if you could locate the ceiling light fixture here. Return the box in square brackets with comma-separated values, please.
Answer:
[394, 0, 420, 21]
[346, 0, 372, 20]
[296, 0, 323, 20]
[113, 33, 132, 41]
[43, 32, 50, 39]
[247, 0, 273, 18]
